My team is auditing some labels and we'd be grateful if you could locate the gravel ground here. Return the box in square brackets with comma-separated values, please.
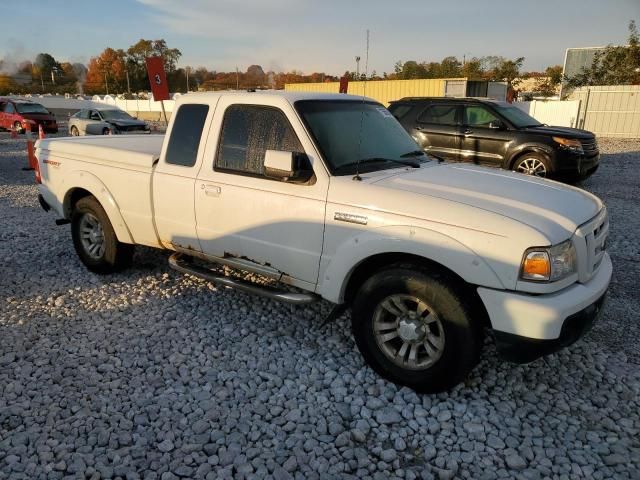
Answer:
[1, 132, 639, 480]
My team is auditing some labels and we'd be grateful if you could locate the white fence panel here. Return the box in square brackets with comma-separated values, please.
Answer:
[514, 100, 581, 128]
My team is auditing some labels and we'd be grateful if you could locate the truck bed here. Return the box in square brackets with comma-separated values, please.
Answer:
[36, 134, 166, 249]
[36, 134, 164, 171]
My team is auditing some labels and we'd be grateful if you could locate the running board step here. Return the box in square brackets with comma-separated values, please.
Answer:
[168, 253, 319, 305]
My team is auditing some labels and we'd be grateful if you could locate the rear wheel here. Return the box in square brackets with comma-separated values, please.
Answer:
[70, 125, 79, 136]
[513, 153, 550, 177]
[71, 196, 134, 273]
[102, 127, 111, 135]
[351, 265, 483, 393]
[13, 121, 23, 134]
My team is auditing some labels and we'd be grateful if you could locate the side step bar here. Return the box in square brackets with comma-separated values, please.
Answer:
[168, 253, 319, 305]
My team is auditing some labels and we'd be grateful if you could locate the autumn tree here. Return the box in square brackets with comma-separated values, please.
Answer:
[84, 48, 127, 94]
[126, 39, 182, 92]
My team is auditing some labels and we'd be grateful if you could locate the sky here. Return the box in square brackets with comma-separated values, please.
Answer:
[1, 0, 638, 75]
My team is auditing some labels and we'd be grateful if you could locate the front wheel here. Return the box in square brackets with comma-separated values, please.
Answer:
[70, 125, 79, 136]
[71, 196, 134, 273]
[14, 121, 24, 134]
[513, 153, 550, 177]
[351, 266, 483, 393]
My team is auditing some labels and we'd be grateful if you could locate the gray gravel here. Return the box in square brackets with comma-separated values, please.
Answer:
[1, 132, 639, 479]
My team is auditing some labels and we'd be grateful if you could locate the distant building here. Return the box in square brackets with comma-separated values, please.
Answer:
[562, 47, 609, 81]
[561, 45, 632, 97]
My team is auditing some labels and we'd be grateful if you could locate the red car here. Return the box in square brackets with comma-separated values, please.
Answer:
[0, 97, 58, 134]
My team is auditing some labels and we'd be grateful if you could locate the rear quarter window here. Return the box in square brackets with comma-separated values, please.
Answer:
[165, 104, 209, 167]
[387, 104, 413, 120]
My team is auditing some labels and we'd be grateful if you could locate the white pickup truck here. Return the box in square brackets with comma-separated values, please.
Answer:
[34, 91, 612, 392]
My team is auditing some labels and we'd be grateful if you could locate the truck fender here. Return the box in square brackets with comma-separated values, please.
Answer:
[62, 170, 134, 244]
[317, 225, 506, 304]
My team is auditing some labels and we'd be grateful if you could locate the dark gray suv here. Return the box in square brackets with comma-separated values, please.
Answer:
[388, 97, 600, 181]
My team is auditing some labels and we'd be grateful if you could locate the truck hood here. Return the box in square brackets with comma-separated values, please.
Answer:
[371, 163, 602, 242]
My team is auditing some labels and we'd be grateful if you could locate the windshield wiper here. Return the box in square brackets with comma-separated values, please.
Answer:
[400, 150, 427, 158]
[336, 157, 421, 174]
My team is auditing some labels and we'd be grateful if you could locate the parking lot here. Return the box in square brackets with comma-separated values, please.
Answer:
[1, 131, 639, 479]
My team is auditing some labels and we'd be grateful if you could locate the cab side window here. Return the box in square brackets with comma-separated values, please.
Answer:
[417, 104, 459, 126]
[89, 110, 101, 120]
[165, 104, 209, 167]
[215, 105, 304, 176]
[4, 102, 15, 114]
[464, 106, 500, 128]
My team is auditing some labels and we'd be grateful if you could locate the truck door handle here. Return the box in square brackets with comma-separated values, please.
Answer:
[202, 184, 222, 197]
[463, 128, 473, 135]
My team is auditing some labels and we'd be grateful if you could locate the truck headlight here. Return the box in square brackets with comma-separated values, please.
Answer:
[520, 239, 577, 282]
[553, 136, 583, 153]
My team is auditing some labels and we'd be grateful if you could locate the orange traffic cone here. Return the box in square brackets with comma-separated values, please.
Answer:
[38, 124, 45, 140]
[23, 140, 35, 171]
[10, 126, 18, 139]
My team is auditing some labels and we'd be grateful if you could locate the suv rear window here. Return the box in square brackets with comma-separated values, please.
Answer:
[417, 104, 459, 125]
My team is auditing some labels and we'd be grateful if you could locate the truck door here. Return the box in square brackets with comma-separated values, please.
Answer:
[195, 97, 329, 288]
[152, 102, 213, 251]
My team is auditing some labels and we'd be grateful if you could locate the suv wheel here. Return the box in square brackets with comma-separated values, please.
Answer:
[513, 153, 550, 177]
[351, 265, 483, 393]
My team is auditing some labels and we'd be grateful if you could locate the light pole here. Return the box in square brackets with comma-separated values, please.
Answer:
[355, 56, 361, 79]
[186, 66, 190, 93]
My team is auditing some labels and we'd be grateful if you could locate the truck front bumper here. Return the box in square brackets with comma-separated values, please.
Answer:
[478, 253, 612, 363]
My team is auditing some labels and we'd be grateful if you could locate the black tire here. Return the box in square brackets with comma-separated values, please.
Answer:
[351, 265, 483, 393]
[71, 196, 134, 274]
[70, 126, 79, 136]
[512, 153, 551, 178]
[14, 121, 23, 134]
[102, 127, 111, 135]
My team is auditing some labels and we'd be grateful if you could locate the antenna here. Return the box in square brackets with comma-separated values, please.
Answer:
[353, 29, 370, 182]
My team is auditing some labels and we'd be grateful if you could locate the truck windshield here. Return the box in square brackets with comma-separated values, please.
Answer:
[494, 104, 543, 128]
[295, 100, 427, 175]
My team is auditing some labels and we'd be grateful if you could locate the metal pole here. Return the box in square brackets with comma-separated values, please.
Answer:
[236, 67, 239, 90]
[186, 67, 189, 93]
[40, 73, 44, 92]
[355, 56, 361, 79]
[126, 70, 131, 94]
[160, 100, 168, 126]
[105, 73, 109, 95]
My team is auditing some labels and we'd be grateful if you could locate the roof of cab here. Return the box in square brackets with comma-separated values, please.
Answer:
[178, 90, 376, 104]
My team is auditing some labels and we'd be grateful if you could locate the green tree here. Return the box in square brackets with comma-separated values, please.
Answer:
[566, 20, 640, 87]
[488, 57, 525, 88]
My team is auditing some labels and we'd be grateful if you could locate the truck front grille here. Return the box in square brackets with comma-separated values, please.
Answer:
[576, 208, 608, 282]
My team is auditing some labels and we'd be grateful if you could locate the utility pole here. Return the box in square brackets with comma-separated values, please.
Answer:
[186, 67, 190, 93]
[51, 70, 56, 85]
[105, 73, 109, 95]
[236, 67, 239, 90]
[40, 73, 44, 92]
[355, 56, 361, 80]
[126, 70, 131, 94]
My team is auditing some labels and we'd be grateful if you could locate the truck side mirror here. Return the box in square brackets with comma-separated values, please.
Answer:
[264, 150, 295, 179]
